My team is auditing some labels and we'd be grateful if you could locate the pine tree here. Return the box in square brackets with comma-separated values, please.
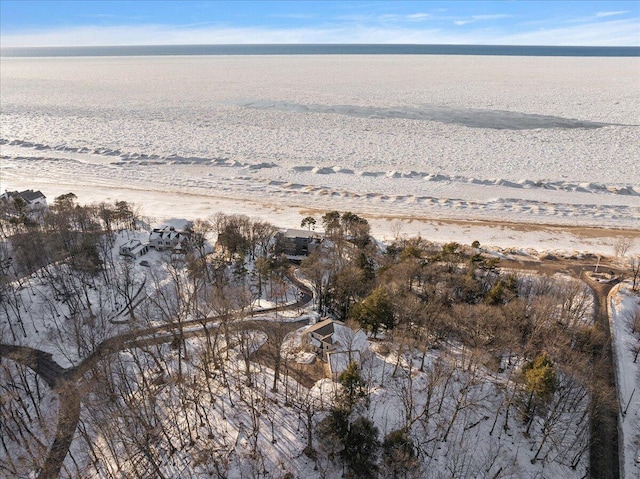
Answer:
[349, 286, 394, 338]
[339, 361, 366, 410]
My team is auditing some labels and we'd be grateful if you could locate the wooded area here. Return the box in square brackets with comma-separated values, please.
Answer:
[1, 197, 636, 478]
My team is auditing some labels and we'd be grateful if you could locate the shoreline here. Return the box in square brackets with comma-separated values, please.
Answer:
[3, 179, 638, 257]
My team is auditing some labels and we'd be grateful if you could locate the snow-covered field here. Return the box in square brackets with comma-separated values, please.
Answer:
[1, 55, 639, 254]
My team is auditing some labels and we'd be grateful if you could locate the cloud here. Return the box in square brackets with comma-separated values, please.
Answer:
[334, 13, 432, 24]
[1, 16, 638, 47]
[472, 14, 513, 21]
[407, 13, 431, 21]
[0, 24, 467, 46]
[498, 18, 640, 46]
[454, 13, 512, 26]
[595, 11, 629, 18]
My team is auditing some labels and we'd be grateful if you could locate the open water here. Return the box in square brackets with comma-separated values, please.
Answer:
[2, 44, 639, 57]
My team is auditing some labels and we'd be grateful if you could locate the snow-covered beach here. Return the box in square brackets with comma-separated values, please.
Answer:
[1, 54, 639, 253]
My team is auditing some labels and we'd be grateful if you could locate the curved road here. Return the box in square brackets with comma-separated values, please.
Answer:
[0, 268, 312, 479]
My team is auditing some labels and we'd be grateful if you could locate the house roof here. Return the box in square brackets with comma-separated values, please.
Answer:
[121, 239, 142, 249]
[150, 225, 189, 242]
[328, 327, 369, 375]
[283, 228, 323, 239]
[305, 318, 339, 339]
[19, 190, 46, 202]
[130, 244, 148, 255]
[2, 189, 46, 203]
[152, 225, 176, 232]
[332, 324, 369, 352]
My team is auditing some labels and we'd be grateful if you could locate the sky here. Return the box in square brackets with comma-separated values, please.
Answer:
[0, 1, 639, 47]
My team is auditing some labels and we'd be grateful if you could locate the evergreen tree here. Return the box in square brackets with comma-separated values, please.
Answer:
[301, 216, 316, 231]
[521, 352, 557, 427]
[339, 361, 366, 410]
[382, 429, 418, 479]
[350, 286, 395, 338]
[524, 352, 557, 402]
[342, 416, 380, 479]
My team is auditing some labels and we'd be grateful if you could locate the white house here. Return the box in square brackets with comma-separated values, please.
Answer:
[149, 225, 189, 252]
[304, 318, 338, 358]
[119, 239, 149, 259]
[1, 189, 47, 209]
[1, 190, 47, 219]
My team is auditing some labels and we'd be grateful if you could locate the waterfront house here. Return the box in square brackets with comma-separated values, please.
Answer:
[281, 228, 323, 259]
[149, 225, 189, 252]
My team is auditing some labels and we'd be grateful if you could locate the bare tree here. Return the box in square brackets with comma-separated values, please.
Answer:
[630, 256, 640, 292]
[300, 248, 334, 314]
[249, 219, 277, 260]
[614, 236, 634, 258]
[628, 305, 640, 363]
[0, 360, 57, 477]
[115, 261, 145, 321]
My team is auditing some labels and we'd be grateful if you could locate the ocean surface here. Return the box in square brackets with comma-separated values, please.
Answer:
[2, 44, 639, 57]
[1, 53, 639, 233]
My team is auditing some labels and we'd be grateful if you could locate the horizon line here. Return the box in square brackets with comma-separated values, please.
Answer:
[3, 43, 640, 49]
[4, 42, 640, 46]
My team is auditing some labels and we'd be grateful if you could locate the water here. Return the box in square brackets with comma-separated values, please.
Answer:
[2, 52, 639, 230]
[2, 44, 639, 58]
[244, 100, 616, 130]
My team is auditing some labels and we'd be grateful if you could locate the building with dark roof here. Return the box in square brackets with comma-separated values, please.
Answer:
[1, 189, 47, 210]
[281, 228, 323, 259]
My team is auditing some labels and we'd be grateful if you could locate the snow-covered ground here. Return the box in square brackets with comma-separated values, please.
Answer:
[1, 55, 639, 256]
[1, 223, 599, 478]
[610, 282, 640, 479]
[0, 228, 301, 366]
